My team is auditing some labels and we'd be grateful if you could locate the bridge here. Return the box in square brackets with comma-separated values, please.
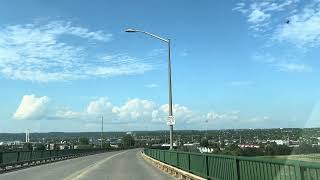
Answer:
[0, 149, 173, 180]
[1, 148, 320, 180]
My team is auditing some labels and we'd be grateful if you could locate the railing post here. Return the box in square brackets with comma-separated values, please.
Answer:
[188, 153, 191, 172]
[234, 157, 240, 180]
[30, 151, 32, 162]
[0, 152, 3, 165]
[17, 151, 20, 163]
[295, 162, 303, 180]
[176, 151, 179, 167]
[205, 155, 209, 179]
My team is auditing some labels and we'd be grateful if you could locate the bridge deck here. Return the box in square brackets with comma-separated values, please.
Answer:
[0, 149, 173, 180]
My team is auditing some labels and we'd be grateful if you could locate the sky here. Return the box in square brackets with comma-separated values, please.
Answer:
[1, 0, 320, 132]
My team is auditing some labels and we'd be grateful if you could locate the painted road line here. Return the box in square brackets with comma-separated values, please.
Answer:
[63, 151, 128, 180]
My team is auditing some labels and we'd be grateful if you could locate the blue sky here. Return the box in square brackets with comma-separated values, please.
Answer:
[1, 0, 320, 132]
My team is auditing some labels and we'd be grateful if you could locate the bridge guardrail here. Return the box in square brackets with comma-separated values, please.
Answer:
[144, 148, 320, 180]
[0, 148, 107, 169]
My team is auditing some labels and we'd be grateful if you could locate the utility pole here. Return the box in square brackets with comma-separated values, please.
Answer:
[205, 119, 208, 139]
[101, 116, 104, 149]
[25, 129, 30, 143]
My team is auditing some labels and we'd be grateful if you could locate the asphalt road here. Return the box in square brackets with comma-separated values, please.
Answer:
[0, 149, 174, 180]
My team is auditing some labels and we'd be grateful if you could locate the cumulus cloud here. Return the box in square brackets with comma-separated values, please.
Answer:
[159, 104, 196, 123]
[13, 94, 49, 120]
[112, 98, 158, 122]
[13, 95, 273, 129]
[0, 21, 154, 82]
[87, 97, 113, 115]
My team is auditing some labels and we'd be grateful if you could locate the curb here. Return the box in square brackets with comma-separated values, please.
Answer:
[141, 152, 206, 180]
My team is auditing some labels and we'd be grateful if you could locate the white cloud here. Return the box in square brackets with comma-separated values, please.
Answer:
[206, 111, 239, 122]
[234, 0, 320, 48]
[55, 108, 85, 120]
[145, 83, 159, 88]
[275, 62, 312, 72]
[253, 53, 312, 73]
[273, 3, 320, 47]
[87, 97, 113, 115]
[0, 21, 154, 82]
[234, 0, 297, 31]
[44, 21, 112, 41]
[234, 1, 320, 73]
[248, 116, 270, 123]
[13, 95, 274, 129]
[13, 95, 49, 120]
[158, 104, 196, 123]
[248, 9, 271, 24]
[112, 98, 157, 121]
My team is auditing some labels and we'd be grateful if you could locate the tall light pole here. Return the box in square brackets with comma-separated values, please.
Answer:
[125, 28, 175, 150]
[101, 116, 104, 149]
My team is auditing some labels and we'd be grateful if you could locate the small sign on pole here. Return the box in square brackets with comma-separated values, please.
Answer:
[167, 116, 175, 125]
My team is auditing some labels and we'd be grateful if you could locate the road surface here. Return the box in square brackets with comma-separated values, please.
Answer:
[0, 149, 174, 180]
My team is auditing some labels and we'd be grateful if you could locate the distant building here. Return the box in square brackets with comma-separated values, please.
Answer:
[110, 144, 119, 148]
[183, 143, 200, 147]
[161, 143, 177, 147]
[1, 141, 22, 146]
[270, 140, 289, 145]
[198, 147, 214, 153]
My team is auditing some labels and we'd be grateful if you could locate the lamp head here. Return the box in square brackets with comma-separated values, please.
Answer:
[125, 28, 139, 33]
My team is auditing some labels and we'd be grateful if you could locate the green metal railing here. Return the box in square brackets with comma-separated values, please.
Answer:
[144, 148, 320, 180]
[0, 149, 106, 167]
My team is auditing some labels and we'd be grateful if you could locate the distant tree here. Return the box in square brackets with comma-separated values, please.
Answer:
[35, 143, 46, 150]
[277, 145, 292, 155]
[294, 143, 315, 154]
[133, 140, 146, 148]
[240, 147, 264, 156]
[102, 142, 111, 149]
[79, 137, 89, 145]
[210, 142, 220, 149]
[23, 143, 33, 151]
[77, 145, 93, 149]
[200, 138, 209, 147]
[121, 135, 135, 147]
[227, 143, 240, 151]
[220, 141, 226, 148]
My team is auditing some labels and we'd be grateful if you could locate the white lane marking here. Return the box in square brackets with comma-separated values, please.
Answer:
[63, 151, 127, 180]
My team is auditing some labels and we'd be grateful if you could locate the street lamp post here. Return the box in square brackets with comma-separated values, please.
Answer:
[125, 28, 174, 150]
[101, 116, 104, 149]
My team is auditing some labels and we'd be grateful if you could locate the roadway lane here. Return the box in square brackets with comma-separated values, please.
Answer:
[0, 149, 174, 180]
